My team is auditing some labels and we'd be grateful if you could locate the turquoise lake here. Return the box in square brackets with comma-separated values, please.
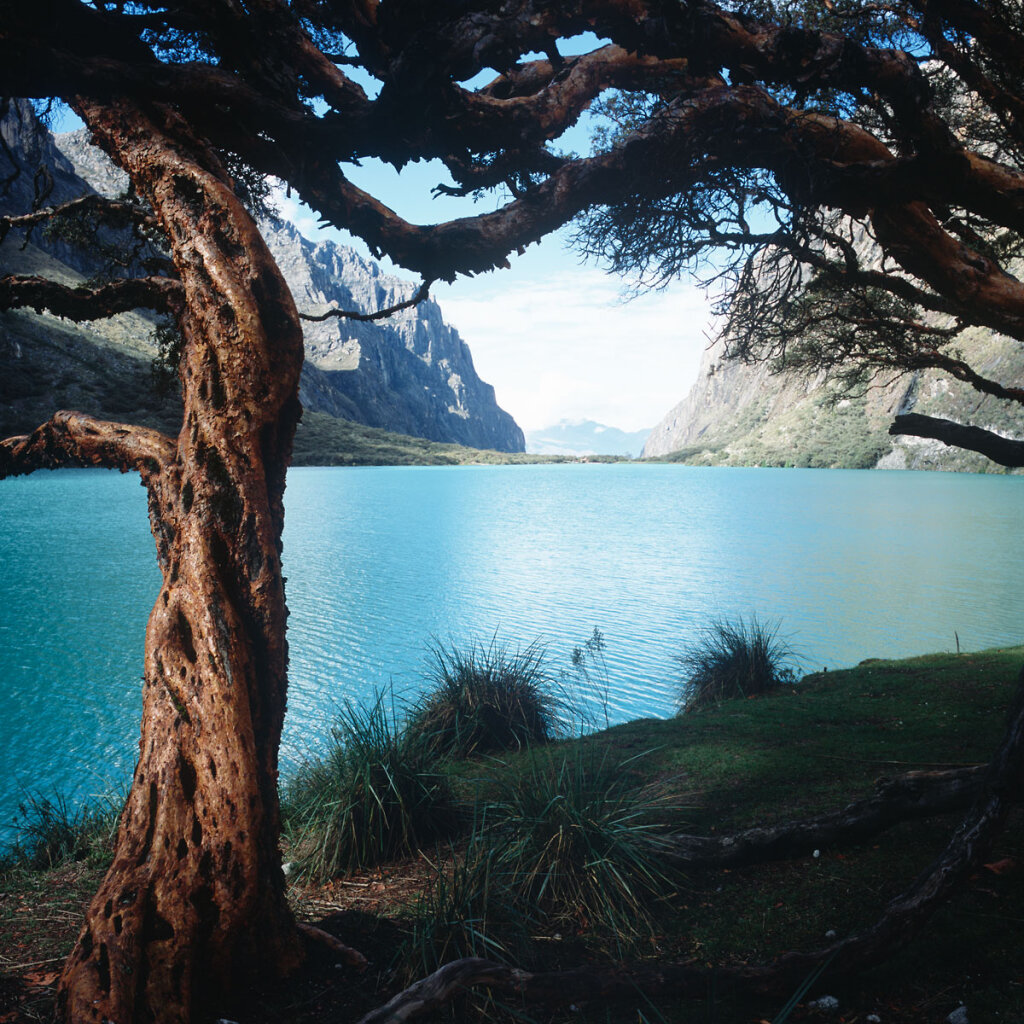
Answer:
[1, 463, 1022, 835]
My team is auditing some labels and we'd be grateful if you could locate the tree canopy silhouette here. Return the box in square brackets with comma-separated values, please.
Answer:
[1, 1, 1023, 1021]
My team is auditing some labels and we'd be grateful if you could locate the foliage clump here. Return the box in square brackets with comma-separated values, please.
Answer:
[677, 615, 799, 713]
[407, 639, 565, 758]
[283, 694, 455, 880]
[2, 792, 119, 873]
[399, 747, 676, 980]
[482, 749, 676, 947]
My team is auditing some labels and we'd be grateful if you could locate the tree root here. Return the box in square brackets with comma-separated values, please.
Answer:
[664, 764, 987, 868]
[296, 923, 368, 970]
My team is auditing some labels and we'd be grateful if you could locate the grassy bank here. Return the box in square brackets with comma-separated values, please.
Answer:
[292, 410, 631, 466]
[3, 645, 1022, 1023]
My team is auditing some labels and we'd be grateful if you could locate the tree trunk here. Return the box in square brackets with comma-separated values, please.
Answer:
[55, 97, 305, 1023]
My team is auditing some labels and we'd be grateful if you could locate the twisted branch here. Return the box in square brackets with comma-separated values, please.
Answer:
[298, 278, 431, 323]
[0, 273, 184, 319]
[0, 410, 175, 481]
[0, 193, 159, 246]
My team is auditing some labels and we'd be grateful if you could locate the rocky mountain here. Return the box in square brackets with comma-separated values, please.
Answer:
[262, 219, 523, 450]
[1, 103, 524, 453]
[525, 419, 651, 457]
[0, 102, 180, 440]
[643, 316, 1024, 473]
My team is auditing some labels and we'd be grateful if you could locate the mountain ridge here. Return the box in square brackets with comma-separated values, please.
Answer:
[525, 418, 651, 457]
[0, 104, 524, 453]
[643, 317, 1024, 472]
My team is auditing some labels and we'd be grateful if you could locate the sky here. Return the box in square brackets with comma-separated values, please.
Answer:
[51, 37, 718, 435]
[277, 181, 714, 433]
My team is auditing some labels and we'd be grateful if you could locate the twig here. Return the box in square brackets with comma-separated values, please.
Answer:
[1, 955, 65, 971]
[296, 921, 368, 969]
[299, 279, 432, 323]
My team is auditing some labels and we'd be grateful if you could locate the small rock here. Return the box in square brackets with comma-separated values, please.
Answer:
[866, 1016, 881, 1023]
[947, 1007, 969, 1024]
[824, 929, 837, 939]
[813, 849, 821, 859]
[807, 995, 839, 1013]
[282, 861, 297, 878]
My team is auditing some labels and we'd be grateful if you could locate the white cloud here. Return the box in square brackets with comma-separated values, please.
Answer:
[434, 265, 714, 432]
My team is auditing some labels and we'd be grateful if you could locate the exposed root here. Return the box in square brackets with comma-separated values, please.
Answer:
[296, 922, 368, 970]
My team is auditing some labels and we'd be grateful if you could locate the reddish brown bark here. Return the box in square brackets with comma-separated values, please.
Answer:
[0, 273, 183, 319]
[35, 96, 306, 1023]
[1, 1, 1024, 1018]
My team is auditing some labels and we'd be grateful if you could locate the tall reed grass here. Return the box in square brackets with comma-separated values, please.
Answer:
[678, 615, 799, 713]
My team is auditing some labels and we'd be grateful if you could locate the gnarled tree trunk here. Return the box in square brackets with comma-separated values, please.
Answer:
[47, 97, 305, 1023]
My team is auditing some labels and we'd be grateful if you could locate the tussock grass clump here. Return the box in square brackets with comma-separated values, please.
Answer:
[677, 614, 799, 713]
[3, 791, 120, 873]
[481, 749, 677, 949]
[398, 840, 533, 982]
[408, 639, 565, 758]
[399, 751, 675, 975]
[283, 695, 455, 880]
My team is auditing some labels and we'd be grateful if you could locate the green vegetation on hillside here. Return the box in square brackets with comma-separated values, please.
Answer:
[652, 347, 1024, 473]
[292, 409, 628, 466]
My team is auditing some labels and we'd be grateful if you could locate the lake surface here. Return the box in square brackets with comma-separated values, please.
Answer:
[1, 464, 1022, 834]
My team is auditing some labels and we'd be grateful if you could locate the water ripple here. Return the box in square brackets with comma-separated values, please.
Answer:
[2, 464, 1023, 830]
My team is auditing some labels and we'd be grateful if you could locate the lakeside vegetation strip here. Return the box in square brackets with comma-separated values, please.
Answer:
[5, 644, 1023, 1022]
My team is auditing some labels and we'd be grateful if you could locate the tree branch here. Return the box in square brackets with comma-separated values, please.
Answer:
[664, 766, 986, 868]
[298, 278, 431, 323]
[0, 193, 159, 246]
[889, 413, 1024, 466]
[0, 273, 184, 319]
[0, 411, 175, 481]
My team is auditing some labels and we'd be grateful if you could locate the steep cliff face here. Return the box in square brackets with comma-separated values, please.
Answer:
[643, 320, 1024, 472]
[264, 220, 524, 451]
[1, 106, 524, 452]
[0, 103, 180, 439]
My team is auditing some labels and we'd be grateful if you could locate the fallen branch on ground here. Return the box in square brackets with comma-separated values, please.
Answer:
[664, 765, 987, 868]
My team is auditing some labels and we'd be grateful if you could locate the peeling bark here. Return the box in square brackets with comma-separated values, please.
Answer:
[0, 410, 173, 479]
[0, 273, 183, 319]
[38, 96, 307, 1024]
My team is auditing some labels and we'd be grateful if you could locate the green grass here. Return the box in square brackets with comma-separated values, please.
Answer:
[676, 614, 799, 712]
[406, 639, 569, 759]
[1, 791, 120, 874]
[390, 644, 1024, 1021]
[282, 694, 457, 880]
[5, 644, 1024, 1024]
[478, 747, 679, 951]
